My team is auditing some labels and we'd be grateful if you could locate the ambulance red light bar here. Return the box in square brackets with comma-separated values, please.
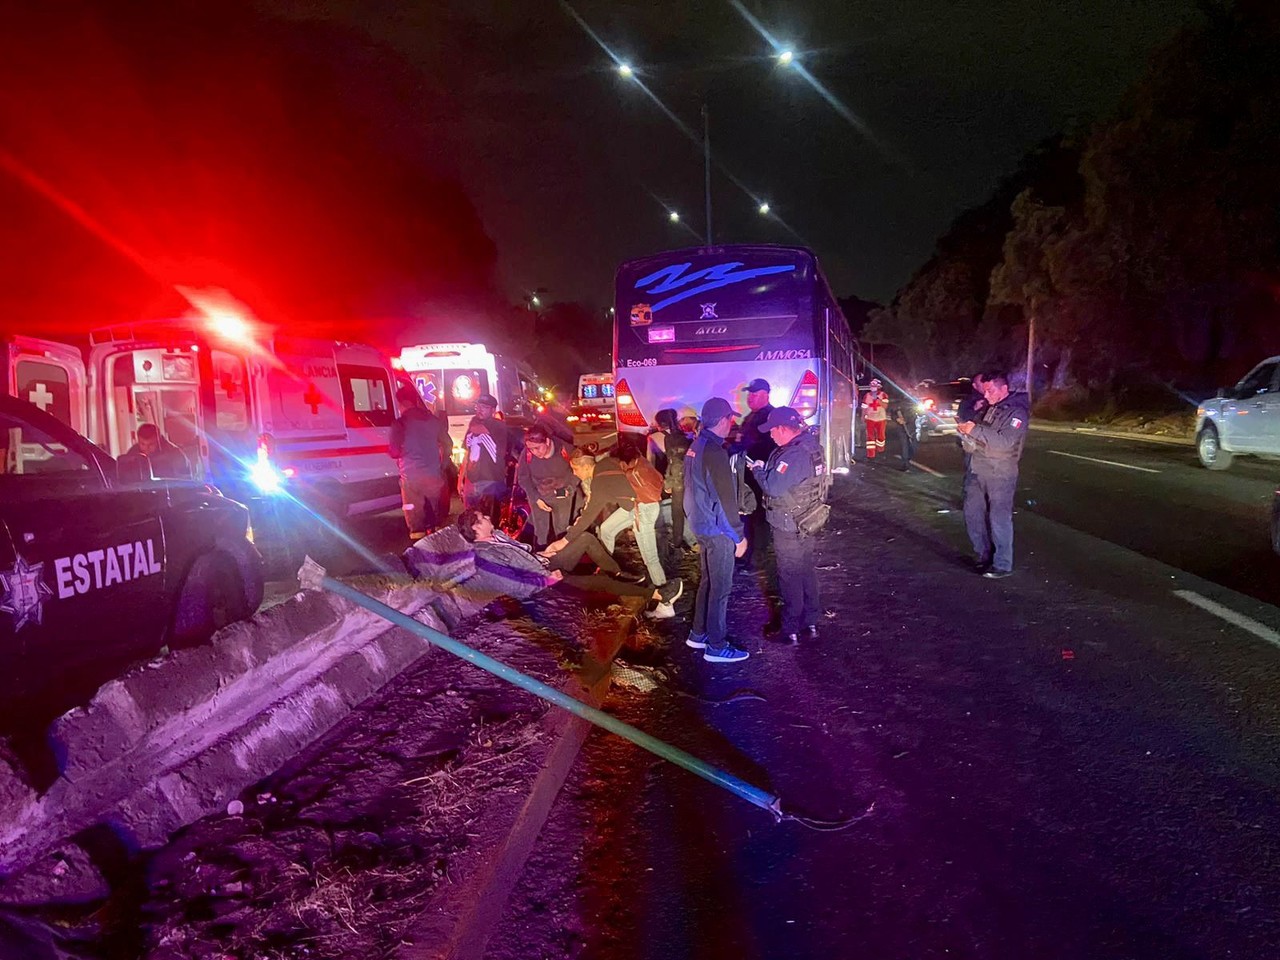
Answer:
[614, 378, 649, 429]
[790, 369, 819, 420]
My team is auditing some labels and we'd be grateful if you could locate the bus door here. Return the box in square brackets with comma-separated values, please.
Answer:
[4, 336, 87, 435]
[101, 347, 205, 478]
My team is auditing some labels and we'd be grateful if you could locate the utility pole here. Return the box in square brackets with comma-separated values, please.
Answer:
[702, 103, 712, 246]
[1025, 313, 1035, 404]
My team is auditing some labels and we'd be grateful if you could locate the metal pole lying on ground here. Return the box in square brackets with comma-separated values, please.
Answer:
[300, 559, 783, 820]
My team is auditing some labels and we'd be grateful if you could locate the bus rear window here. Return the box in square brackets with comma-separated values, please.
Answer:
[615, 254, 816, 365]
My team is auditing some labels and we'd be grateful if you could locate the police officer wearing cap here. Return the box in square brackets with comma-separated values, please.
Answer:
[750, 406, 827, 644]
[736, 378, 775, 566]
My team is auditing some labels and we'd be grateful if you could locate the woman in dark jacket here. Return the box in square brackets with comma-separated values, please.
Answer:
[654, 408, 697, 552]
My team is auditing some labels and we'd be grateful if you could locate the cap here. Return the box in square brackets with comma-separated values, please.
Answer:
[763, 406, 805, 430]
[743, 378, 771, 393]
[700, 396, 734, 424]
[476, 393, 498, 407]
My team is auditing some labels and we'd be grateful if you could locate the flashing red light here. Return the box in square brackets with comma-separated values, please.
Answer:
[614, 378, 649, 428]
[790, 370, 819, 420]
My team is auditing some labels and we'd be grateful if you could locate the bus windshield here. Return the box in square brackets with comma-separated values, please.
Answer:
[616, 248, 818, 368]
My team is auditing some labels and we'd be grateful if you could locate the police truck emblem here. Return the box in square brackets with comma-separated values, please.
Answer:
[0, 555, 53, 632]
[699, 302, 718, 319]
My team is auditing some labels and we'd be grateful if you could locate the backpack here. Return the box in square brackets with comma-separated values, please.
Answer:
[623, 458, 665, 503]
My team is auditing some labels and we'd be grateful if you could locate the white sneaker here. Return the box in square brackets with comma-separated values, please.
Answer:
[645, 601, 676, 620]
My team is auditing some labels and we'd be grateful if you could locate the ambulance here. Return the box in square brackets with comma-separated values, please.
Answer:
[396, 342, 539, 460]
[577, 372, 614, 409]
[5, 318, 404, 561]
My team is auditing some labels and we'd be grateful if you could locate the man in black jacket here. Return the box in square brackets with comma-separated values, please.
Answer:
[684, 397, 750, 664]
[956, 373, 1030, 579]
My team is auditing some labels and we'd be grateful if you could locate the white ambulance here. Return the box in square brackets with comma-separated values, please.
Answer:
[5, 320, 404, 556]
[396, 341, 539, 460]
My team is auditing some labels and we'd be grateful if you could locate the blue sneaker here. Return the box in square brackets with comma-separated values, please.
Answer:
[703, 642, 749, 663]
[685, 632, 708, 649]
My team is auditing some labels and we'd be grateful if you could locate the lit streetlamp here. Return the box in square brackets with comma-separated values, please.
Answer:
[618, 63, 634, 79]
[668, 210, 680, 223]
[777, 49, 794, 67]
[758, 201, 771, 216]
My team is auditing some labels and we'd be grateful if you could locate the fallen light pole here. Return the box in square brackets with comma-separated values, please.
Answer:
[299, 559, 869, 830]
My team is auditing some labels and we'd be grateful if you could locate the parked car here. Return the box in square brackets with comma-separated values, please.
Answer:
[1195, 356, 1280, 470]
[0, 394, 263, 727]
[913, 379, 978, 440]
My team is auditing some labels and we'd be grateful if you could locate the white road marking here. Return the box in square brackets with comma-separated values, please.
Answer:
[1047, 449, 1161, 473]
[911, 461, 945, 477]
[1173, 590, 1280, 650]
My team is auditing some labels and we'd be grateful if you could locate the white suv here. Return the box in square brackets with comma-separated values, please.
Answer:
[1196, 356, 1280, 470]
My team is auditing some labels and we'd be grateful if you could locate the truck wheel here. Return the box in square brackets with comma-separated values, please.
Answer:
[1197, 424, 1233, 471]
[171, 553, 246, 648]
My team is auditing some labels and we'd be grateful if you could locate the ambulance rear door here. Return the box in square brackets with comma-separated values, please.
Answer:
[333, 343, 400, 516]
[4, 336, 87, 435]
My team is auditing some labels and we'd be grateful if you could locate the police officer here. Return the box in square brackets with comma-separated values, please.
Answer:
[955, 373, 1029, 579]
[749, 407, 827, 645]
[736, 378, 775, 566]
[390, 384, 453, 542]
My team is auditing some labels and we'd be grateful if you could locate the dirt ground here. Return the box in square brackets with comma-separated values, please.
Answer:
[3, 576, 655, 960]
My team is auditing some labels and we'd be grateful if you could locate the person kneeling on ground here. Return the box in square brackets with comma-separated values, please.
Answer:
[456, 509, 684, 616]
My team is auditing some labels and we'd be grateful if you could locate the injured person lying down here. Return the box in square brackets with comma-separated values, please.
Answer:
[436, 507, 684, 618]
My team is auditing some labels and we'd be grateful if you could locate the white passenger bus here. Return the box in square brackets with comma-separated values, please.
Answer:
[612, 244, 857, 471]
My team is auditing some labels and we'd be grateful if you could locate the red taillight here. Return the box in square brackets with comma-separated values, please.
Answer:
[614, 378, 649, 428]
[789, 370, 819, 420]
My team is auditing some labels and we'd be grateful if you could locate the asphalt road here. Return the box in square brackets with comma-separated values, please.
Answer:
[483, 444, 1280, 960]
[909, 427, 1280, 607]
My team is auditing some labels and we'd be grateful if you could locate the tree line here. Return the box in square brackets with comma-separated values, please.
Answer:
[863, 0, 1280, 402]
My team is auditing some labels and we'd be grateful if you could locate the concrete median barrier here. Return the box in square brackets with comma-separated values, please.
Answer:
[0, 525, 514, 892]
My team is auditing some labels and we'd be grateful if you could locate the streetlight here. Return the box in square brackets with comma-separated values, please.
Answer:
[530, 294, 541, 307]
[618, 63, 634, 79]
[668, 210, 680, 223]
[758, 202, 771, 216]
[777, 49, 794, 67]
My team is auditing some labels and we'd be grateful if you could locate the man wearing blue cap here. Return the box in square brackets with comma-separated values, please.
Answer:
[684, 396, 750, 663]
[736, 378, 776, 567]
[750, 406, 828, 645]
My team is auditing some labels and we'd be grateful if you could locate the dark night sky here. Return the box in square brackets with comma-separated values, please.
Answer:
[265, 0, 1204, 305]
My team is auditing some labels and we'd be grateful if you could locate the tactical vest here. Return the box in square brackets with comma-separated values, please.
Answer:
[764, 434, 828, 533]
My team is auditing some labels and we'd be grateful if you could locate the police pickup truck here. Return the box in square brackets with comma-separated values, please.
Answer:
[0, 394, 263, 726]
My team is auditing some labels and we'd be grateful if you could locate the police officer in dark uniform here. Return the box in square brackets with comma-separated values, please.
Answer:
[956, 373, 1030, 579]
[749, 406, 828, 645]
[736, 378, 775, 567]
